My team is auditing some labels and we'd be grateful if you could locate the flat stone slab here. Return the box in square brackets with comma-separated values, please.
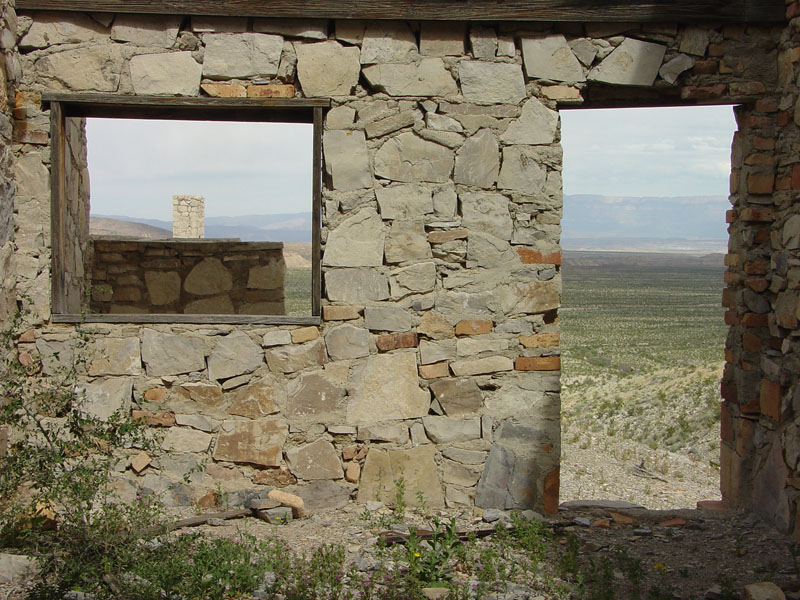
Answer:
[521, 35, 585, 83]
[362, 58, 458, 97]
[559, 499, 646, 510]
[374, 133, 454, 184]
[202, 32, 283, 79]
[214, 419, 289, 467]
[357, 444, 444, 508]
[285, 438, 342, 480]
[130, 52, 202, 96]
[208, 332, 263, 381]
[296, 40, 361, 96]
[588, 38, 667, 86]
[323, 208, 385, 267]
[323, 130, 372, 191]
[459, 61, 526, 104]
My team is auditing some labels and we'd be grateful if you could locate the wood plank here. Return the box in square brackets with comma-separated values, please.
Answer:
[49, 102, 66, 315]
[312, 106, 322, 317]
[16, 0, 786, 22]
[51, 313, 322, 325]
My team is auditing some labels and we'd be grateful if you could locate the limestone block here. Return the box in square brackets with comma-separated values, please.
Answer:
[364, 305, 413, 332]
[296, 40, 361, 96]
[161, 427, 212, 453]
[145, 271, 181, 305]
[347, 352, 429, 425]
[75, 378, 132, 422]
[679, 26, 710, 56]
[521, 35, 585, 83]
[286, 439, 342, 480]
[782, 214, 800, 249]
[459, 61, 526, 104]
[323, 208, 385, 267]
[178, 382, 224, 406]
[426, 114, 464, 132]
[175, 414, 220, 432]
[422, 416, 481, 443]
[484, 373, 559, 420]
[248, 261, 284, 290]
[457, 336, 509, 356]
[442, 447, 488, 465]
[20, 13, 107, 49]
[34, 339, 74, 377]
[185, 296, 235, 314]
[376, 184, 434, 220]
[501, 98, 559, 145]
[253, 18, 328, 40]
[141, 329, 206, 376]
[430, 378, 483, 415]
[89, 338, 141, 376]
[207, 332, 263, 382]
[450, 356, 513, 376]
[454, 128, 499, 188]
[417, 311, 455, 340]
[375, 133, 454, 184]
[753, 440, 791, 532]
[361, 22, 417, 64]
[497, 146, 547, 193]
[323, 130, 372, 191]
[358, 423, 409, 443]
[15, 153, 49, 200]
[588, 38, 667, 86]
[184, 258, 233, 296]
[443, 460, 481, 487]
[336, 20, 366, 45]
[659, 54, 694, 84]
[390, 262, 437, 298]
[130, 52, 202, 96]
[362, 58, 458, 97]
[36, 45, 124, 93]
[263, 330, 292, 347]
[467, 232, 516, 268]
[111, 14, 181, 47]
[743, 583, 785, 600]
[325, 269, 389, 303]
[365, 111, 416, 139]
[191, 17, 248, 33]
[357, 444, 444, 507]
[568, 38, 597, 67]
[495, 278, 560, 315]
[326, 105, 356, 129]
[214, 419, 289, 467]
[470, 25, 497, 59]
[202, 33, 283, 79]
[265, 339, 325, 373]
[286, 370, 346, 423]
[385, 219, 432, 264]
[433, 184, 458, 218]
[460, 192, 512, 241]
[420, 22, 466, 56]
[419, 339, 456, 364]
[475, 444, 537, 509]
[227, 378, 282, 418]
[324, 323, 370, 361]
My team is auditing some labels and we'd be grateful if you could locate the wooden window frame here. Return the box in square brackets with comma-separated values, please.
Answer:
[44, 93, 328, 325]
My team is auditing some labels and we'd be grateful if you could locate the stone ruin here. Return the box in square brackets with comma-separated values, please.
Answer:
[2, 0, 800, 533]
[172, 193, 205, 239]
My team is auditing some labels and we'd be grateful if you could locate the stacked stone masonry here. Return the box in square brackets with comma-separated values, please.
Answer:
[89, 238, 286, 315]
[4, 6, 799, 528]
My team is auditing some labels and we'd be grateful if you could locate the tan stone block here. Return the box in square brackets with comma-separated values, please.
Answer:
[130, 451, 151, 474]
[247, 84, 295, 98]
[197, 490, 219, 508]
[144, 388, 166, 402]
[17, 329, 35, 343]
[541, 85, 582, 101]
[455, 320, 493, 336]
[131, 410, 175, 427]
[427, 228, 468, 243]
[739, 207, 775, 222]
[519, 333, 559, 349]
[268, 489, 306, 518]
[376, 332, 419, 352]
[419, 361, 449, 379]
[253, 466, 297, 487]
[15, 90, 41, 109]
[322, 305, 362, 321]
[417, 311, 455, 340]
[345, 461, 361, 483]
[515, 356, 561, 371]
[342, 445, 358, 461]
[746, 172, 775, 195]
[291, 326, 320, 344]
[214, 419, 288, 467]
[450, 356, 513, 376]
[201, 82, 247, 97]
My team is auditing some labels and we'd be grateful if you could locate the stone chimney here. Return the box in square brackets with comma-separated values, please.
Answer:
[172, 194, 205, 238]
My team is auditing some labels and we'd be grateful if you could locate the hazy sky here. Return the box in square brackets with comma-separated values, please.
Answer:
[86, 104, 736, 223]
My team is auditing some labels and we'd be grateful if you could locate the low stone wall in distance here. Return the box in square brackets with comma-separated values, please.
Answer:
[89, 238, 286, 315]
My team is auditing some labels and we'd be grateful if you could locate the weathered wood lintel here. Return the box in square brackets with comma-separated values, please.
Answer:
[52, 314, 322, 325]
[17, 0, 786, 23]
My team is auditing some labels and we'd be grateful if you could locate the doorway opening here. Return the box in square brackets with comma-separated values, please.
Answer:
[558, 105, 735, 508]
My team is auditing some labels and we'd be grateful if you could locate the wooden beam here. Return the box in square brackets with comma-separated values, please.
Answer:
[52, 314, 322, 325]
[49, 102, 66, 315]
[16, 0, 786, 22]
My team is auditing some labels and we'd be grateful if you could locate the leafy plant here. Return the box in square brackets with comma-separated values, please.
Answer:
[401, 517, 462, 585]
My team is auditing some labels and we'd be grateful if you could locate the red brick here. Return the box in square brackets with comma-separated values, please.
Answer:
[744, 277, 768, 292]
[680, 84, 726, 101]
[741, 393, 761, 414]
[741, 360, 758, 371]
[724, 310, 740, 326]
[792, 165, 800, 190]
[708, 44, 725, 57]
[721, 381, 737, 403]
[692, 60, 718, 74]
[376, 332, 418, 352]
[730, 81, 767, 96]
[455, 320, 493, 336]
[519, 333, 559, 348]
[720, 403, 734, 443]
[777, 176, 792, 191]
[744, 153, 774, 167]
[726, 209, 739, 223]
[200, 83, 246, 98]
[323, 305, 362, 321]
[722, 288, 735, 308]
[747, 172, 775, 194]
[543, 468, 559, 514]
[144, 388, 166, 402]
[760, 379, 782, 421]
[419, 361, 449, 379]
[724, 348, 735, 363]
[742, 114, 775, 129]
[778, 110, 792, 126]
[742, 332, 762, 351]
[755, 98, 779, 113]
[515, 356, 561, 371]
[753, 136, 775, 151]
[739, 207, 775, 222]
[742, 313, 769, 327]
[754, 228, 771, 243]
[131, 410, 175, 427]
[788, 1, 800, 18]
[516, 248, 562, 265]
[247, 84, 295, 98]
[696, 500, 729, 511]
[744, 260, 768, 275]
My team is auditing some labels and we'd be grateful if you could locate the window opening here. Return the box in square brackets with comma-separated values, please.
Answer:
[558, 105, 735, 509]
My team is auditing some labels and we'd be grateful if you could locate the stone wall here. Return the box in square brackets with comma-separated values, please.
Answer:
[0, 0, 16, 320]
[7, 9, 799, 524]
[172, 194, 204, 239]
[89, 238, 286, 315]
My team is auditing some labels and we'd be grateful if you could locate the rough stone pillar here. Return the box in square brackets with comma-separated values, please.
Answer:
[0, 0, 18, 321]
[172, 194, 205, 238]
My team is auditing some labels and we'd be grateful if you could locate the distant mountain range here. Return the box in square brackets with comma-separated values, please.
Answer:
[91, 194, 729, 252]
